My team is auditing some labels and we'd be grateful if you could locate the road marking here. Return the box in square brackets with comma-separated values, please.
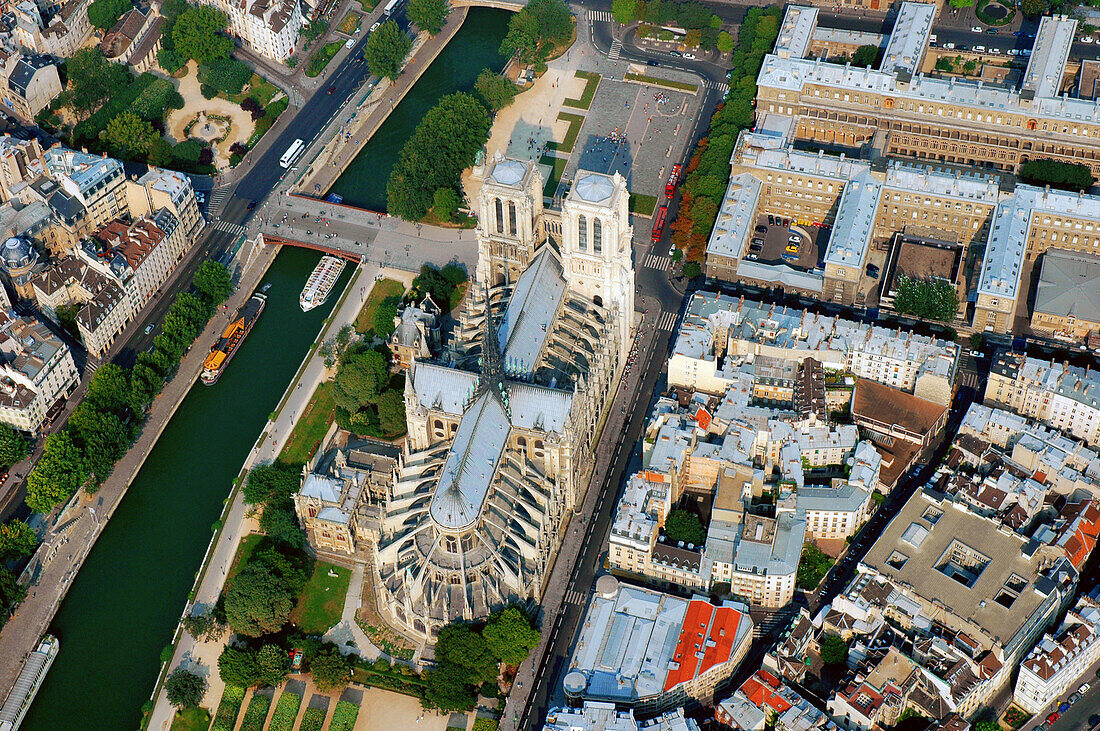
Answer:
[706, 79, 730, 95]
[657, 311, 678, 332]
[208, 187, 230, 213]
[643, 253, 672, 269]
[588, 10, 613, 22]
[609, 38, 623, 60]
[214, 220, 246, 236]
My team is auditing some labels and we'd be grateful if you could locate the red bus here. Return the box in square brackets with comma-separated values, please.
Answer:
[665, 164, 683, 198]
[651, 205, 668, 243]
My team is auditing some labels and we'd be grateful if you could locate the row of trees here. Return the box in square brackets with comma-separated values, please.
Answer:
[25, 261, 232, 515]
[425, 608, 540, 712]
[1019, 159, 1095, 192]
[614, 0, 731, 52]
[242, 462, 306, 551]
[670, 6, 783, 263]
[332, 345, 406, 438]
[365, 21, 412, 80]
[407, 0, 450, 35]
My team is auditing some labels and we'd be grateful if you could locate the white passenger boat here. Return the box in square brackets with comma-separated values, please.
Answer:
[299, 255, 345, 312]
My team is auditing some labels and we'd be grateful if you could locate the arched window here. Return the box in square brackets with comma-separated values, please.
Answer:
[508, 200, 517, 236]
[593, 218, 602, 253]
[577, 214, 587, 250]
[494, 198, 504, 233]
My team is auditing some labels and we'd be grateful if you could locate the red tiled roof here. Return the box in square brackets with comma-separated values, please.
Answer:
[740, 669, 793, 714]
[694, 407, 712, 431]
[663, 599, 743, 691]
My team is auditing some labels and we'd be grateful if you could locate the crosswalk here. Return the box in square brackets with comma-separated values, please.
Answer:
[958, 369, 984, 390]
[609, 38, 623, 60]
[705, 80, 729, 95]
[656, 311, 678, 332]
[642, 253, 672, 270]
[563, 588, 588, 606]
[588, 10, 613, 22]
[208, 187, 230, 212]
[213, 220, 246, 236]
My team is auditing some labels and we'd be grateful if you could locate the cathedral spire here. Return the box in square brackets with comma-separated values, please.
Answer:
[476, 285, 511, 417]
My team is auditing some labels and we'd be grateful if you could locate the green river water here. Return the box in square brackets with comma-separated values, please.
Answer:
[326, 7, 511, 211]
[22, 247, 350, 730]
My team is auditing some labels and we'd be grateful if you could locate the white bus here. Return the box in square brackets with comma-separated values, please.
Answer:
[382, 0, 399, 15]
[280, 138, 305, 169]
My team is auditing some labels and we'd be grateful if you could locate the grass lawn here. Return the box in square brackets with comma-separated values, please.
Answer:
[226, 533, 264, 585]
[449, 281, 469, 312]
[227, 74, 279, 106]
[548, 112, 585, 154]
[291, 561, 351, 634]
[629, 193, 658, 216]
[279, 381, 336, 465]
[171, 706, 211, 731]
[541, 155, 567, 198]
[337, 11, 362, 35]
[307, 41, 343, 78]
[354, 278, 405, 334]
[563, 70, 600, 110]
[623, 72, 698, 92]
[358, 0, 376, 9]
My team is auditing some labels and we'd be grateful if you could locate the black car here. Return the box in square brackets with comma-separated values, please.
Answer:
[755, 225, 767, 234]
[247, 200, 258, 210]
[647, 59, 659, 67]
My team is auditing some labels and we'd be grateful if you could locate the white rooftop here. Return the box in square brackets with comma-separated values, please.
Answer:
[1022, 15, 1077, 100]
[880, 1, 936, 77]
[490, 158, 528, 187]
[573, 173, 616, 203]
[499, 248, 567, 373]
[774, 5, 818, 60]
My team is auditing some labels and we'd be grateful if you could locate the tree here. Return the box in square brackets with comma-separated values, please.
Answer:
[197, 57, 252, 96]
[173, 6, 233, 64]
[0, 567, 25, 609]
[407, 0, 449, 34]
[948, 0, 974, 6]
[473, 70, 517, 112]
[63, 49, 132, 116]
[611, 0, 636, 24]
[310, 645, 352, 691]
[333, 348, 388, 413]
[387, 93, 490, 220]
[432, 188, 460, 220]
[436, 624, 498, 685]
[225, 561, 298, 636]
[0, 424, 27, 469]
[892, 276, 959, 322]
[973, 722, 999, 731]
[183, 610, 225, 643]
[260, 502, 304, 549]
[796, 543, 833, 590]
[969, 333, 984, 351]
[0, 519, 37, 559]
[256, 644, 290, 687]
[243, 462, 300, 506]
[85, 363, 133, 418]
[820, 632, 849, 666]
[68, 405, 133, 484]
[483, 607, 540, 666]
[1019, 0, 1046, 16]
[365, 20, 411, 80]
[193, 260, 233, 305]
[375, 389, 406, 436]
[683, 29, 701, 48]
[88, 0, 132, 30]
[102, 112, 159, 157]
[218, 645, 261, 687]
[165, 667, 207, 709]
[682, 261, 702, 279]
[1019, 159, 1094, 192]
[372, 295, 402, 337]
[717, 30, 735, 53]
[26, 432, 87, 514]
[851, 44, 879, 68]
[424, 661, 477, 712]
[664, 509, 705, 545]
[500, 0, 573, 63]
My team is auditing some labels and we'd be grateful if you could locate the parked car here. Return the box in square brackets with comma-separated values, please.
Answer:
[370, 21, 380, 32]
[1083, 36, 1096, 43]
[682, 52, 696, 59]
[1070, 692, 1081, 704]
[647, 59, 659, 66]
[943, 42, 955, 49]
[971, 25, 983, 31]
[785, 243, 800, 254]
[752, 237, 765, 246]
[749, 243, 763, 252]
[768, 214, 775, 225]
[1080, 682, 1091, 693]
[669, 50, 682, 57]
[345, 38, 355, 49]
[144, 325, 154, 335]
[1059, 701, 1071, 713]
[788, 235, 801, 244]
[973, 45, 986, 53]
[1089, 713, 1100, 726]
[755, 224, 767, 234]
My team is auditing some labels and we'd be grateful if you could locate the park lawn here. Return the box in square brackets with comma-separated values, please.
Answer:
[623, 72, 698, 92]
[307, 41, 343, 78]
[278, 381, 336, 465]
[563, 70, 600, 110]
[226, 533, 264, 586]
[629, 193, 658, 216]
[354, 278, 405, 334]
[226, 74, 280, 106]
[541, 155, 567, 198]
[548, 112, 585, 154]
[170, 706, 211, 731]
[290, 561, 352, 634]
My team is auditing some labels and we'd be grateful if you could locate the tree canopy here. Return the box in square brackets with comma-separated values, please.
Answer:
[483, 607, 540, 666]
[0, 519, 37, 559]
[611, 0, 636, 24]
[193, 260, 233, 305]
[407, 0, 449, 35]
[437, 624, 498, 685]
[892, 276, 958, 322]
[796, 542, 833, 590]
[365, 21, 411, 80]
[218, 645, 261, 687]
[500, 0, 573, 63]
[333, 348, 388, 413]
[0, 424, 27, 470]
[820, 632, 849, 666]
[664, 509, 705, 545]
[1019, 159, 1094, 192]
[387, 92, 490, 220]
[256, 644, 290, 687]
[244, 462, 300, 506]
[62, 49, 132, 117]
[102, 112, 159, 157]
[224, 547, 307, 636]
[172, 6, 233, 64]
[165, 667, 207, 709]
[310, 645, 352, 691]
[88, 0, 131, 30]
[26, 431, 87, 514]
[474, 70, 518, 112]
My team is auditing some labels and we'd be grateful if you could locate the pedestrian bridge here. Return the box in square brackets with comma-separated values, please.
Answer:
[450, 0, 525, 10]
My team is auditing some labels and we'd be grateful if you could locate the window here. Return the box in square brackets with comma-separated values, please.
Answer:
[578, 214, 587, 250]
[508, 200, 517, 236]
[593, 218, 602, 253]
[494, 198, 503, 233]
[886, 551, 908, 570]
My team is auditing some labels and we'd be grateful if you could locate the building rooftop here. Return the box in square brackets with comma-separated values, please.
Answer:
[851, 379, 948, 436]
[1021, 14, 1077, 100]
[498, 247, 566, 373]
[774, 5, 817, 60]
[880, 1, 935, 78]
[1033, 248, 1100, 325]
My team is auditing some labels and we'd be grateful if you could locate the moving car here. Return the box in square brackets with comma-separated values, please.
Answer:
[144, 325, 154, 335]
[669, 50, 682, 57]
[682, 52, 696, 59]
[370, 21, 380, 32]
[345, 38, 355, 49]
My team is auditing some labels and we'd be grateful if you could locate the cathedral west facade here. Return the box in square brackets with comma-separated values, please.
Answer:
[371, 156, 635, 641]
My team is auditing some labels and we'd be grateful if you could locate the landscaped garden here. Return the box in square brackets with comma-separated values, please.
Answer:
[211, 684, 246, 731]
[290, 561, 351, 635]
[239, 692, 271, 731]
[329, 700, 360, 731]
[278, 381, 336, 465]
[354, 278, 405, 335]
[268, 691, 301, 731]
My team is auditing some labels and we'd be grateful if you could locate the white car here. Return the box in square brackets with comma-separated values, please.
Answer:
[345, 38, 355, 49]
[1083, 36, 1095, 43]
[971, 25, 983, 31]
[973, 45, 986, 53]
[990, 47, 1000, 54]
[1080, 682, 1092, 693]
[929, 34, 937, 44]
[370, 21, 380, 32]
[943, 42, 955, 49]
[682, 52, 696, 60]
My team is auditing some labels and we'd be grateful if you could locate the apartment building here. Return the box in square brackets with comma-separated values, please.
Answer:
[716, 668, 838, 730]
[1030, 249, 1100, 341]
[5, 0, 93, 58]
[757, 9, 1100, 176]
[985, 352, 1100, 447]
[798, 444, 878, 540]
[668, 293, 958, 405]
[2, 52, 60, 120]
[126, 167, 204, 244]
[0, 309, 78, 433]
[543, 703, 700, 731]
[564, 578, 753, 714]
[1013, 597, 1100, 715]
[198, 0, 304, 62]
